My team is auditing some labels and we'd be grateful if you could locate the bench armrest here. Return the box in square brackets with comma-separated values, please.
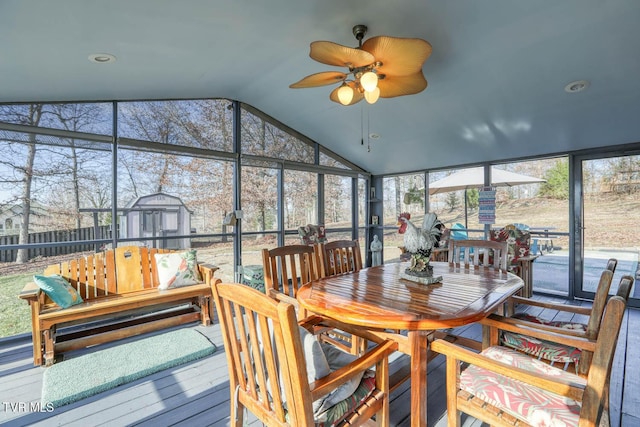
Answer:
[197, 263, 219, 285]
[20, 282, 41, 301]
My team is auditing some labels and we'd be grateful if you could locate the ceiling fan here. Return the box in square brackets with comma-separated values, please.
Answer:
[290, 25, 432, 106]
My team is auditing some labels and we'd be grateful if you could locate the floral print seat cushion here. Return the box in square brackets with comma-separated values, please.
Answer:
[280, 327, 377, 426]
[501, 312, 587, 370]
[501, 330, 583, 370]
[459, 346, 585, 427]
[319, 376, 376, 427]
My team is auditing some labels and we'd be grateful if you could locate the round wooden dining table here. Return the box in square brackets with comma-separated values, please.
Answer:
[296, 261, 523, 427]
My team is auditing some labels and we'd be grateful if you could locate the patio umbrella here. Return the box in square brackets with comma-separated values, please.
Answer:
[429, 167, 546, 227]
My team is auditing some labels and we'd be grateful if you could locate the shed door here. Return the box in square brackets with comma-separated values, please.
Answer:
[162, 210, 180, 249]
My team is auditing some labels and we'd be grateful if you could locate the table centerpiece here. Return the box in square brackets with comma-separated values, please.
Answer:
[397, 212, 444, 285]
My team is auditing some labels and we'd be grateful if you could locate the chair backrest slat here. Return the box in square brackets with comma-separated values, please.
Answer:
[262, 245, 320, 298]
[579, 273, 633, 376]
[448, 239, 509, 272]
[580, 295, 626, 422]
[585, 269, 614, 339]
[316, 240, 363, 277]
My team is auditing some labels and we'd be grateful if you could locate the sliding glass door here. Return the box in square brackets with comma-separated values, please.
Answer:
[574, 152, 639, 307]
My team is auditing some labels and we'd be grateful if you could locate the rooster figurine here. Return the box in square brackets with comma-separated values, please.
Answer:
[398, 212, 443, 276]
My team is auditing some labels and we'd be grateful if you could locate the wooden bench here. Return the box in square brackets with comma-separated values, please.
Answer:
[19, 245, 218, 366]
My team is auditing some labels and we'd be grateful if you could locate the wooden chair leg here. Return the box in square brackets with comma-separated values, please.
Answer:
[32, 326, 43, 366]
[376, 360, 388, 426]
[199, 296, 211, 326]
[43, 329, 55, 366]
[231, 399, 244, 427]
[600, 379, 611, 427]
[445, 357, 461, 426]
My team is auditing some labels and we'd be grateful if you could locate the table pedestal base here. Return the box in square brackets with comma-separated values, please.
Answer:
[409, 330, 430, 427]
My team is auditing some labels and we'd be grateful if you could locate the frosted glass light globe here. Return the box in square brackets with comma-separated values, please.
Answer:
[364, 87, 380, 104]
[337, 84, 354, 105]
[360, 71, 378, 92]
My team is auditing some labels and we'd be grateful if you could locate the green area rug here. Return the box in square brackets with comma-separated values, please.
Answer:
[41, 328, 216, 408]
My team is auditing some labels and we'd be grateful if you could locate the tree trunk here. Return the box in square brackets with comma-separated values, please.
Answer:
[16, 137, 37, 264]
[71, 143, 82, 229]
[16, 105, 42, 264]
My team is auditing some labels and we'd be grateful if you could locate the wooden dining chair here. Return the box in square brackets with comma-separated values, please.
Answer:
[482, 274, 634, 427]
[262, 244, 321, 316]
[499, 259, 621, 375]
[314, 240, 366, 354]
[211, 281, 397, 427]
[315, 239, 363, 278]
[432, 294, 628, 427]
[448, 239, 509, 272]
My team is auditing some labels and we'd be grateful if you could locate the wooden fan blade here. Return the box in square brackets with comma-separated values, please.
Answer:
[310, 41, 375, 68]
[362, 36, 432, 76]
[378, 72, 428, 98]
[329, 81, 364, 106]
[290, 71, 348, 88]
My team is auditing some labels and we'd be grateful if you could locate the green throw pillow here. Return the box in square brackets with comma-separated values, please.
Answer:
[33, 274, 84, 309]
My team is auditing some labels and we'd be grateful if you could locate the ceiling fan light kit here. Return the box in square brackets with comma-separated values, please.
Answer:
[290, 25, 432, 106]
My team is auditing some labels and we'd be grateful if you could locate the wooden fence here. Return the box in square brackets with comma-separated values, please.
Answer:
[0, 225, 112, 262]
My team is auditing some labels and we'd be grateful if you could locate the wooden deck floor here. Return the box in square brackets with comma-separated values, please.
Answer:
[1, 296, 638, 427]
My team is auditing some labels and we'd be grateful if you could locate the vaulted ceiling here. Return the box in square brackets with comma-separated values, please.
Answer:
[2, 1, 640, 174]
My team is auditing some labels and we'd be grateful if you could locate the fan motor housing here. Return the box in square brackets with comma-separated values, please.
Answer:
[352, 25, 368, 44]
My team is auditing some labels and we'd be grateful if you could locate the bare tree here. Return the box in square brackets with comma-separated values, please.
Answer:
[607, 156, 640, 194]
[46, 103, 106, 229]
[0, 104, 43, 263]
[119, 100, 237, 234]
[242, 166, 277, 235]
[324, 175, 350, 225]
[119, 102, 184, 196]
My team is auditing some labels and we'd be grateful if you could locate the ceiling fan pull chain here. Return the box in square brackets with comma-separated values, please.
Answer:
[361, 104, 364, 145]
[367, 108, 371, 153]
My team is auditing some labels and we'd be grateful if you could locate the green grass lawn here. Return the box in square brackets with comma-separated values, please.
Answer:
[0, 272, 34, 337]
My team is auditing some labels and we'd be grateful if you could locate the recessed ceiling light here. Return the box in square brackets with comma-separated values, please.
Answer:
[564, 80, 589, 93]
[88, 53, 117, 64]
